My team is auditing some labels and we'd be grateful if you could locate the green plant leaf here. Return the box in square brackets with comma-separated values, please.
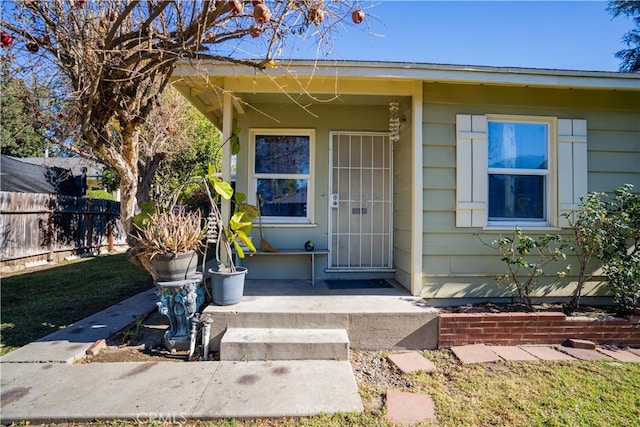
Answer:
[230, 128, 241, 155]
[237, 230, 256, 253]
[212, 178, 233, 200]
[234, 191, 247, 204]
[233, 240, 245, 258]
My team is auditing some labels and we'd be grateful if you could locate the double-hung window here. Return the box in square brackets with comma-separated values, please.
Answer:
[456, 114, 587, 228]
[250, 129, 314, 224]
[487, 120, 550, 226]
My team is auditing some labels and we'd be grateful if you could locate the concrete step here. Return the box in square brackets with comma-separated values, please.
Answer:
[220, 327, 350, 361]
[203, 294, 440, 352]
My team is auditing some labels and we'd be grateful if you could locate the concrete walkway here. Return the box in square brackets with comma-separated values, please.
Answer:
[0, 289, 363, 424]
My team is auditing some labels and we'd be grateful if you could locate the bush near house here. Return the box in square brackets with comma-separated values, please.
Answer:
[493, 229, 569, 311]
[494, 184, 640, 314]
[566, 184, 639, 314]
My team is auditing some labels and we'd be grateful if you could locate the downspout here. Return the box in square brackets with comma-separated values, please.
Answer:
[411, 81, 424, 296]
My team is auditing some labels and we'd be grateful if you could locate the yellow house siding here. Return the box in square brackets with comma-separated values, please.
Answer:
[420, 82, 640, 301]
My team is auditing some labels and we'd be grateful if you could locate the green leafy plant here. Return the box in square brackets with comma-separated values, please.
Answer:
[565, 184, 639, 314]
[601, 184, 640, 313]
[122, 319, 145, 345]
[201, 164, 258, 272]
[563, 191, 609, 314]
[492, 228, 569, 310]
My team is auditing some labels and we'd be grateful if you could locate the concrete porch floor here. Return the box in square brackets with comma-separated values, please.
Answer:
[202, 279, 440, 352]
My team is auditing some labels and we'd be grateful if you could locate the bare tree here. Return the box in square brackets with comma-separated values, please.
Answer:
[1, 0, 367, 236]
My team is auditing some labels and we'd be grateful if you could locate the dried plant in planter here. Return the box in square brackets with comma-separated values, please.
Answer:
[131, 206, 206, 260]
[129, 203, 206, 280]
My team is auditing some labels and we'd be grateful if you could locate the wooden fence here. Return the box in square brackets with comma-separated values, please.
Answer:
[0, 191, 126, 264]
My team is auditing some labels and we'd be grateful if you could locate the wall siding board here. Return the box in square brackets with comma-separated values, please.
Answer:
[424, 145, 455, 167]
[424, 168, 456, 189]
[423, 189, 455, 211]
[589, 172, 640, 193]
[588, 132, 639, 153]
[587, 151, 640, 174]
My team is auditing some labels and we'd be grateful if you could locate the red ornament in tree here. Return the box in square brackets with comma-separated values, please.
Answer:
[250, 25, 262, 38]
[253, 3, 271, 24]
[75, 0, 87, 8]
[352, 9, 365, 24]
[1, 31, 14, 47]
[26, 42, 39, 53]
[228, 0, 243, 15]
[37, 35, 50, 46]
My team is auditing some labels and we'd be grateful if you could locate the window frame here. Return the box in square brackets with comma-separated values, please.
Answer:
[248, 128, 315, 225]
[485, 115, 557, 228]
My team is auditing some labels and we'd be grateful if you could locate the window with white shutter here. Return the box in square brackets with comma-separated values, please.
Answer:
[455, 115, 587, 228]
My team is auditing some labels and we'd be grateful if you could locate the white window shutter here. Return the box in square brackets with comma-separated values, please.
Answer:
[558, 119, 588, 227]
[456, 114, 488, 227]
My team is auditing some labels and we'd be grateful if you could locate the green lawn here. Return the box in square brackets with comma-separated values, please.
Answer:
[2, 254, 638, 426]
[1, 253, 152, 355]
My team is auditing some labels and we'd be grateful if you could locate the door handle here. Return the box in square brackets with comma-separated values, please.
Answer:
[330, 194, 339, 208]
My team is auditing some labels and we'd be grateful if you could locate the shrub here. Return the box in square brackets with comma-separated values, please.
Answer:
[563, 191, 609, 314]
[567, 184, 640, 314]
[492, 228, 569, 311]
[601, 184, 640, 313]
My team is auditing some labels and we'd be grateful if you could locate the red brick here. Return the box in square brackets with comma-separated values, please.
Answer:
[85, 339, 106, 356]
[565, 338, 597, 349]
[536, 312, 566, 320]
[439, 313, 457, 319]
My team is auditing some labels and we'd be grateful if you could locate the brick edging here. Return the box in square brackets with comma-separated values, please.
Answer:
[438, 312, 640, 348]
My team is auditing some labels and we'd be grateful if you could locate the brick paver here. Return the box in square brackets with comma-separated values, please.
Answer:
[596, 347, 640, 362]
[387, 352, 436, 374]
[557, 346, 612, 361]
[520, 345, 576, 361]
[386, 389, 437, 425]
[565, 338, 596, 349]
[489, 346, 539, 362]
[450, 344, 502, 364]
[627, 348, 640, 357]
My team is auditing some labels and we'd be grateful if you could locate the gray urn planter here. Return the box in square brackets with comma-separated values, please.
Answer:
[210, 267, 248, 305]
[152, 250, 198, 281]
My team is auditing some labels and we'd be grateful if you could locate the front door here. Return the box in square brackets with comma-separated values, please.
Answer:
[329, 132, 393, 270]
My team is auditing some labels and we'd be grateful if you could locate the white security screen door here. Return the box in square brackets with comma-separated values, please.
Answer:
[329, 132, 393, 269]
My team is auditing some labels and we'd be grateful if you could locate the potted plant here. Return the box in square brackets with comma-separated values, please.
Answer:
[200, 165, 258, 305]
[130, 201, 206, 281]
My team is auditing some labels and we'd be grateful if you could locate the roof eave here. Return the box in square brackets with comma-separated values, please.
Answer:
[172, 59, 640, 91]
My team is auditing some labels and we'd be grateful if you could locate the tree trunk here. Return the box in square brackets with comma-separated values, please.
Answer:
[137, 151, 166, 205]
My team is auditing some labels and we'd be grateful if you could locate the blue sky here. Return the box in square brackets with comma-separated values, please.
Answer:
[300, 1, 634, 71]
